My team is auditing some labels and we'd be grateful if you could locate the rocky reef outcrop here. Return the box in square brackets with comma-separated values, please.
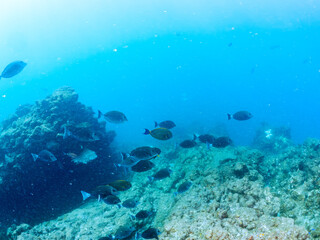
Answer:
[8, 139, 318, 240]
[252, 122, 292, 153]
[0, 87, 117, 230]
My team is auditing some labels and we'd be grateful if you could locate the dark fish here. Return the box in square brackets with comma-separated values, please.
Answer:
[0, 61, 27, 80]
[122, 199, 140, 209]
[140, 228, 161, 240]
[212, 137, 232, 148]
[62, 126, 100, 142]
[31, 150, 57, 162]
[227, 111, 253, 121]
[175, 181, 192, 195]
[154, 120, 176, 129]
[113, 226, 135, 239]
[130, 146, 161, 161]
[80, 185, 118, 201]
[98, 110, 128, 123]
[131, 160, 155, 172]
[148, 168, 172, 182]
[144, 128, 172, 140]
[102, 195, 121, 206]
[131, 210, 154, 220]
[108, 180, 132, 191]
[179, 135, 197, 148]
[92, 185, 119, 198]
[198, 134, 215, 144]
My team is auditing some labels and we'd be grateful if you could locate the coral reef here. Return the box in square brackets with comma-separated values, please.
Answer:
[8, 139, 318, 240]
[0, 87, 116, 229]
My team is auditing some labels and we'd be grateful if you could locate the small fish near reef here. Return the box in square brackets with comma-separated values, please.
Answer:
[131, 210, 155, 220]
[198, 134, 215, 144]
[93, 185, 119, 198]
[108, 180, 132, 191]
[130, 146, 161, 161]
[98, 110, 128, 123]
[113, 226, 136, 239]
[212, 136, 232, 148]
[0, 61, 27, 80]
[102, 195, 121, 207]
[175, 181, 192, 195]
[80, 185, 119, 201]
[227, 111, 253, 121]
[179, 134, 197, 148]
[131, 160, 155, 172]
[122, 198, 140, 209]
[31, 150, 57, 162]
[144, 128, 172, 140]
[136, 227, 161, 240]
[61, 126, 100, 142]
[148, 168, 172, 182]
[154, 120, 176, 129]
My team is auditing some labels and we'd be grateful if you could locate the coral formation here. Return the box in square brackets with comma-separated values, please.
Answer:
[8, 139, 318, 240]
[0, 87, 116, 229]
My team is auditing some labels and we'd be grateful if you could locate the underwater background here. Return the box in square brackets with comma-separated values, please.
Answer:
[1, 0, 320, 145]
[1, 0, 320, 239]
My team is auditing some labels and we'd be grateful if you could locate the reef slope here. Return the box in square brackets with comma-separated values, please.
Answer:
[8, 139, 320, 239]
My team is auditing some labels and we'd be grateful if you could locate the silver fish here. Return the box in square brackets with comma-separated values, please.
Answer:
[32, 150, 57, 162]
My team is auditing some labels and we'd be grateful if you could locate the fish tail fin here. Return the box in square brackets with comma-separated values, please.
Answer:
[227, 114, 232, 120]
[63, 126, 72, 139]
[193, 134, 197, 141]
[31, 153, 38, 162]
[154, 121, 158, 128]
[98, 110, 103, 119]
[144, 129, 151, 135]
[80, 191, 91, 201]
[148, 176, 154, 182]
[130, 215, 136, 221]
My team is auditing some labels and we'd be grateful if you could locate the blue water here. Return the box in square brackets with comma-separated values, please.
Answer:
[1, 0, 320, 144]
